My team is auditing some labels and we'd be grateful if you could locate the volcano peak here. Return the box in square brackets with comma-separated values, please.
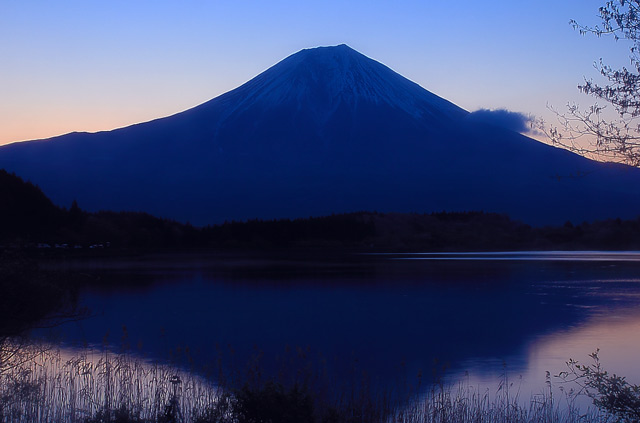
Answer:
[204, 44, 467, 126]
[2, 45, 639, 226]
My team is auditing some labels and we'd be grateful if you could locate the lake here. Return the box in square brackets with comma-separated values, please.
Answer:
[34, 250, 640, 405]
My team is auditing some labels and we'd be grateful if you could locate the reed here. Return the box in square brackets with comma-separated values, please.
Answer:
[391, 375, 607, 423]
[0, 341, 611, 423]
[0, 341, 218, 423]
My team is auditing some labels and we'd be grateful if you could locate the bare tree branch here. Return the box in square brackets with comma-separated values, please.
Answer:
[546, 0, 640, 167]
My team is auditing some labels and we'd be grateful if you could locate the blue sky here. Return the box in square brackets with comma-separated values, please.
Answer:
[0, 0, 628, 145]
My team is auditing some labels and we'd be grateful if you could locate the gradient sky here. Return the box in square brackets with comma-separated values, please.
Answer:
[0, 0, 630, 146]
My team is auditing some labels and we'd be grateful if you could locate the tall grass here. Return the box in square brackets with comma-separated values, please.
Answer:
[0, 341, 612, 423]
[0, 341, 218, 422]
[391, 374, 609, 423]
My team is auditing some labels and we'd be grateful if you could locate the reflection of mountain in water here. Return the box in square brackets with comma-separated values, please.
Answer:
[35, 253, 640, 394]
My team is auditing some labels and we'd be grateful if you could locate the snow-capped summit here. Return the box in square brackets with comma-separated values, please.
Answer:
[200, 44, 465, 124]
[175, 44, 467, 154]
[1, 45, 639, 225]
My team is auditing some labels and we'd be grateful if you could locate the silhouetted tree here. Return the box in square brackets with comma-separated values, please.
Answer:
[68, 199, 83, 227]
[560, 350, 640, 422]
[546, 1, 640, 166]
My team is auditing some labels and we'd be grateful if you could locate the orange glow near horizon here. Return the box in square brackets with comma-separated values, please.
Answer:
[0, 0, 623, 149]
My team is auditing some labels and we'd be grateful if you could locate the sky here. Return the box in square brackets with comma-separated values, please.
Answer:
[0, 0, 631, 146]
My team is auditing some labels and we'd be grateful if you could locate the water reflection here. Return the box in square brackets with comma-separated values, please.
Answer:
[381, 251, 640, 262]
[35, 252, 640, 401]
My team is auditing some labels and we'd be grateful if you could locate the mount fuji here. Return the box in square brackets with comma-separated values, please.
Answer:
[1, 44, 639, 225]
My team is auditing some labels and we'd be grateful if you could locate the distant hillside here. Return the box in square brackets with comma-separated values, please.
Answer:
[0, 169, 198, 248]
[0, 169, 64, 241]
[3, 169, 640, 251]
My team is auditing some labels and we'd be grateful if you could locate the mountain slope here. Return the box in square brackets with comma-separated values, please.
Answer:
[1, 44, 639, 225]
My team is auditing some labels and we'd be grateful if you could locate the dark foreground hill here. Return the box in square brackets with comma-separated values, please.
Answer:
[1, 45, 640, 225]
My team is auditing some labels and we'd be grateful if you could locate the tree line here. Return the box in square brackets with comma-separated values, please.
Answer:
[3, 168, 640, 252]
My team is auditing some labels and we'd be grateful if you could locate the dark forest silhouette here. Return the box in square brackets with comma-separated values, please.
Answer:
[2, 169, 640, 252]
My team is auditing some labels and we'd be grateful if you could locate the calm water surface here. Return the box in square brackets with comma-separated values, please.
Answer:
[36, 251, 640, 398]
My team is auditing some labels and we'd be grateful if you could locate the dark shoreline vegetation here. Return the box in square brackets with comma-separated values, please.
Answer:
[0, 339, 618, 423]
[1, 339, 637, 423]
[2, 169, 640, 254]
